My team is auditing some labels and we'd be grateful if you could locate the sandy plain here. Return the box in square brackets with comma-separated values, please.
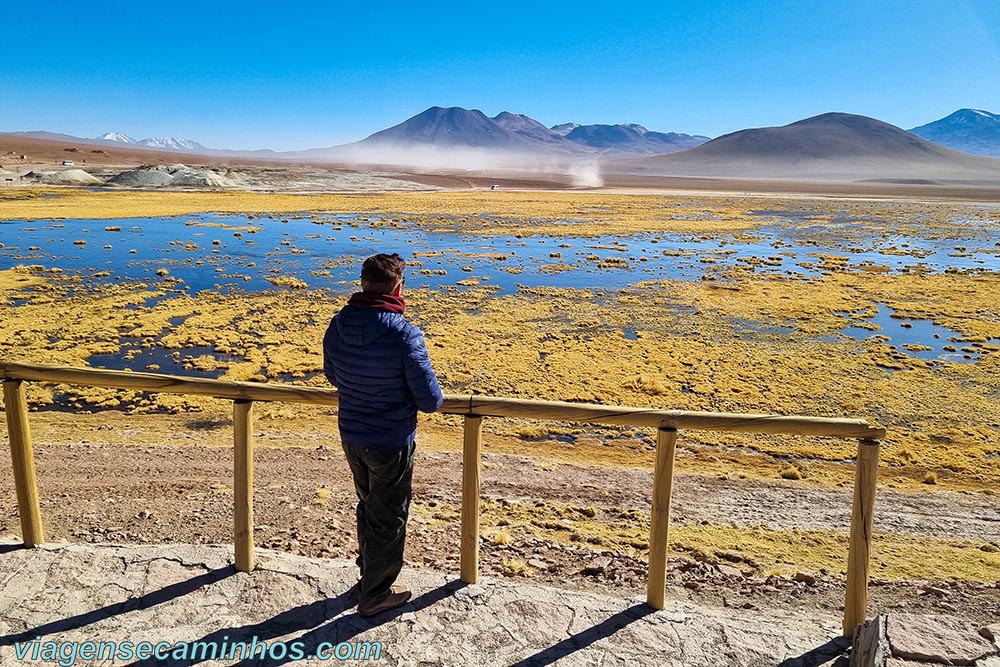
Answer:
[0, 182, 998, 623]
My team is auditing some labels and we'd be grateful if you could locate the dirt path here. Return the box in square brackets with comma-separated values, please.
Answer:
[6, 430, 999, 544]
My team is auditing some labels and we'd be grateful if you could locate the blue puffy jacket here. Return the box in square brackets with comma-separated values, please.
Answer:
[323, 304, 443, 448]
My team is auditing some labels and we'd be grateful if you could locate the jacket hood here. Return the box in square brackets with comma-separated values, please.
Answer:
[335, 306, 400, 347]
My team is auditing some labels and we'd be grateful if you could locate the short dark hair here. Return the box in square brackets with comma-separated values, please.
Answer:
[360, 253, 405, 293]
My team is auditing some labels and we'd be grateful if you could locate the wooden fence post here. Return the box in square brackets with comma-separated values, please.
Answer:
[233, 400, 254, 572]
[461, 415, 484, 584]
[3, 380, 44, 547]
[844, 438, 880, 635]
[646, 427, 678, 609]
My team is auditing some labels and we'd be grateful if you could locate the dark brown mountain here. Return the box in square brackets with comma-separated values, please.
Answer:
[360, 107, 542, 150]
[492, 112, 568, 146]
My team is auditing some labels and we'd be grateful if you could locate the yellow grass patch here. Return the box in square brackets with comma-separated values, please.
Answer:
[0, 267, 48, 301]
[464, 498, 1000, 582]
[0, 188, 768, 236]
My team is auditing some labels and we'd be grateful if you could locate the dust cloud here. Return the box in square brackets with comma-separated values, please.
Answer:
[321, 142, 605, 187]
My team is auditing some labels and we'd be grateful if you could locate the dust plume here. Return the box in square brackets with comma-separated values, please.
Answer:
[315, 142, 605, 187]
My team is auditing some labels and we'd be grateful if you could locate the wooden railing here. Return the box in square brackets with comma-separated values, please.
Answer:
[0, 361, 886, 636]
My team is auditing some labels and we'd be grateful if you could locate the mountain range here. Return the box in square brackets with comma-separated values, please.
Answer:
[95, 132, 208, 152]
[299, 106, 710, 160]
[8, 110, 706, 161]
[4, 107, 1000, 183]
[8, 107, 1000, 161]
[8, 130, 210, 153]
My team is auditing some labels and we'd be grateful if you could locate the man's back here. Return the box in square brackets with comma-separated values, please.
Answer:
[324, 303, 442, 448]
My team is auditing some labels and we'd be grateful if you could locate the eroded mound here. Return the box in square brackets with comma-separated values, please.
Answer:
[107, 164, 242, 188]
[23, 169, 103, 185]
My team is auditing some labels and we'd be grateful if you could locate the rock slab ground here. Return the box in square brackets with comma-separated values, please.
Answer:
[852, 613, 999, 667]
[0, 541, 853, 666]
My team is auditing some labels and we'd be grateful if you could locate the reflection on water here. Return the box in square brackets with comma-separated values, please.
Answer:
[88, 342, 243, 377]
[838, 303, 999, 364]
[2, 209, 998, 375]
[2, 211, 998, 300]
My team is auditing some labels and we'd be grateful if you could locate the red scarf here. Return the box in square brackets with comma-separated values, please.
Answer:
[348, 292, 406, 314]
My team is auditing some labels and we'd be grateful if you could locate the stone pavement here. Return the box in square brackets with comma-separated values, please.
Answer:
[852, 613, 1000, 667]
[0, 541, 851, 666]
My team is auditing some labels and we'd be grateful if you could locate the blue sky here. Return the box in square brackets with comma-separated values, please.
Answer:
[2, 1, 999, 150]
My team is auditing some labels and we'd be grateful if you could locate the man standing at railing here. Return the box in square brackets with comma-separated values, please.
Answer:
[323, 252, 444, 617]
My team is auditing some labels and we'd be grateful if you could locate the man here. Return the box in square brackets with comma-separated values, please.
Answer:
[323, 253, 443, 617]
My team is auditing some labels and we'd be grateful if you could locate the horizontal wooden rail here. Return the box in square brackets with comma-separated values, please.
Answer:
[0, 361, 886, 439]
[460, 395, 885, 438]
[0, 359, 885, 636]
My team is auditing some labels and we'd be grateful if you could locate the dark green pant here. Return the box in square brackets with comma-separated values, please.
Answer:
[341, 441, 415, 607]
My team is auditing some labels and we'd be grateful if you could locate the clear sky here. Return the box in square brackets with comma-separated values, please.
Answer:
[2, 0, 999, 150]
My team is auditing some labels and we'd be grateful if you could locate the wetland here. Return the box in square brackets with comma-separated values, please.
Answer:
[1, 187, 999, 587]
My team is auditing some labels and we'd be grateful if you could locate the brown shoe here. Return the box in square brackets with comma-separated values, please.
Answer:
[358, 587, 411, 617]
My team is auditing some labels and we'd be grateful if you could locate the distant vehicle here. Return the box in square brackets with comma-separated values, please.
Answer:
[490, 184, 501, 191]
[62, 160, 75, 166]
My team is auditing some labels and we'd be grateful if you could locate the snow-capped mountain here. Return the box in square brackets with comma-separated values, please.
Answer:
[909, 109, 1000, 157]
[95, 131, 137, 144]
[92, 132, 208, 152]
[550, 123, 581, 136]
[137, 137, 208, 152]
